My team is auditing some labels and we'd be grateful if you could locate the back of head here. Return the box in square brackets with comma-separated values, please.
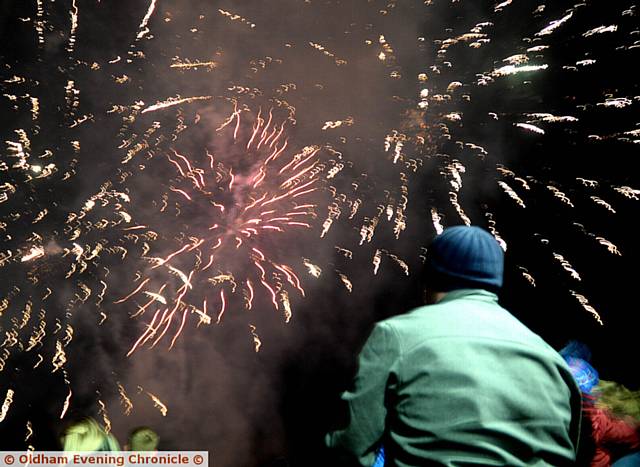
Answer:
[559, 340, 592, 362]
[559, 341, 599, 395]
[426, 225, 504, 293]
[61, 417, 120, 452]
[564, 357, 599, 395]
[129, 426, 159, 451]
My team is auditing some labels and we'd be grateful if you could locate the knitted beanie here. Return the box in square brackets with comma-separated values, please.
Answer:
[427, 225, 504, 292]
[565, 357, 599, 394]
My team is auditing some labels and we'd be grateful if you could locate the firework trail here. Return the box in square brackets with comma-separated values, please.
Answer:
[0, 0, 638, 457]
[408, 1, 638, 327]
[0, 0, 362, 432]
[116, 107, 340, 355]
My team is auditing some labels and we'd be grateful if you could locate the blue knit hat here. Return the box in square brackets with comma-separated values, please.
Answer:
[565, 357, 599, 394]
[559, 340, 592, 362]
[427, 226, 504, 292]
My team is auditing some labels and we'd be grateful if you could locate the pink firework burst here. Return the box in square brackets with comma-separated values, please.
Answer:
[116, 108, 329, 355]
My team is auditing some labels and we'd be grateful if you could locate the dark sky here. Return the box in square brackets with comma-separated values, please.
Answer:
[1, 1, 639, 466]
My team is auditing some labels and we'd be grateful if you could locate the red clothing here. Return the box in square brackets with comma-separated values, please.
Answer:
[583, 398, 640, 467]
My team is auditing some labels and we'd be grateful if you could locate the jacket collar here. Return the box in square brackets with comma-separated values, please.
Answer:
[437, 288, 499, 305]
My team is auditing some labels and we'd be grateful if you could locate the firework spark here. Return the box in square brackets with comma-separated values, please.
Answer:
[147, 391, 168, 417]
[0, 389, 14, 423]
[117, 383, 133, 416]
[115, 109, 339, 354]
[0, 0, 637, 450]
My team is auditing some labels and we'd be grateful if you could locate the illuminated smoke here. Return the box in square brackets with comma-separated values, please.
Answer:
[0, 1, 637, 459]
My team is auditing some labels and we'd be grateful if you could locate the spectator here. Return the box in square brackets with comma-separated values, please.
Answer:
[127, 426, 160, 452]
[326, 225, 582, 466]
[599, 380, 640, 422]
[61, 417, 119, 451]
[561, 343, 640, 467]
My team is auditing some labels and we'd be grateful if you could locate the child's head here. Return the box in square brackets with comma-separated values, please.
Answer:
[128, 426, 160, 451]
[61, 417, 120, 451]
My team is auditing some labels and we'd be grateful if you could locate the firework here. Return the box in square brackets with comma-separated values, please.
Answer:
[147, 391, 168, 417]
[0, 0, 637, 451]
[117, 383, 134, 416]
[114, 109, 337, 355]
[0, 389, 14, 422]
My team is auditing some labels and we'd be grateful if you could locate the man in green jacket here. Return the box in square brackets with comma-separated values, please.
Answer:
[326, 226, 582, 466]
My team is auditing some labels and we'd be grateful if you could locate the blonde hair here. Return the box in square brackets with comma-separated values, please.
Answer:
[129, 426, 159, 451]
[61, 417, 120, 451]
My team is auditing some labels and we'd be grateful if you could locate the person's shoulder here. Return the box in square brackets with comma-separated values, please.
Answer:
[382, 296, 486, 328]
[381, 304, 434, 324]
[380, 299, 554, 348]
[377, 303, 446, 337]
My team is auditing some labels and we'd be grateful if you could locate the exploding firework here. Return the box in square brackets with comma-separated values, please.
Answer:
[113, 107, 340, 355]
[0, 0, 638, 457]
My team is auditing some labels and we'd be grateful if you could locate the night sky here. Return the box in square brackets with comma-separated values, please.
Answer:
[1, 1, 639, 466]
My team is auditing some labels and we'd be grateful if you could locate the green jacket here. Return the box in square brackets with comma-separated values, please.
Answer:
[326, 289, 582, 466]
